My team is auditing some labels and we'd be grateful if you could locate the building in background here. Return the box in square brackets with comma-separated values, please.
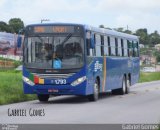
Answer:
[155, 44, 160, 51]
[0, 32, 23, 60]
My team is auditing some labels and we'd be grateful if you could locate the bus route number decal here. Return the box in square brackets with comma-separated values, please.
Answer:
[94, 61, 102, 72]
[55, 79, 67, 84]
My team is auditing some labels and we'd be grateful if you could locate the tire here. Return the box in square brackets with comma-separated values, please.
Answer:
[37, 94, 49, 102]
[88, 79, 99, 101]
[126, 78, 130, 94]
[112, 76, 126, 95]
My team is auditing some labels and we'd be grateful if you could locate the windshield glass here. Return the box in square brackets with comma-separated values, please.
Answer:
[24, 35, 84, 69]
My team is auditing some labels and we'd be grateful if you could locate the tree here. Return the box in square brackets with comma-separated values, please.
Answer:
[9, 18, 24, 34]
[99, 25, 105, 28]
[154, 50, 160, 63]
[0, 21, 12, 32]
[156, 54, 160, 63]
[149, 31, 160, 46]
[135, 28, 149, 46]
[123, 30, 132, 34]
[114, 27, 124, 32]
[99, 25, 112, 30]
[114, 28, 132, 34]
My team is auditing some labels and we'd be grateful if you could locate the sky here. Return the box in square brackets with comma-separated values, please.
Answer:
[0, 0, 160, 33]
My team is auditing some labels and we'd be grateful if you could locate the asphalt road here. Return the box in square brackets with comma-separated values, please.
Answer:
[0, 81, 160, 124]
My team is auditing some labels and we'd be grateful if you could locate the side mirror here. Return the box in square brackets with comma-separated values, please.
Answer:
[18, 28, 25, 34]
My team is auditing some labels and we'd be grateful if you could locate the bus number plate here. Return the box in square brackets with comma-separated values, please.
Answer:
[55, 79, 67, 85]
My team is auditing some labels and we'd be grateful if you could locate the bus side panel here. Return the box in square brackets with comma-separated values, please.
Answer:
[86, 56, 127, 93]
[131, 57, 140, 85]
[86, 57, 104, 95]
[105, 57, 140, 91]
[86, 56, 140, 93]
[105, 57, 126, 90]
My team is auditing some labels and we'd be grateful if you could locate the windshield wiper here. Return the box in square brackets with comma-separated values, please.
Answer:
[61, 33, 72, 46]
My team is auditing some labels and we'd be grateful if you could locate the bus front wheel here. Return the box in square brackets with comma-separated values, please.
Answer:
[37, 94, 49, 102]
[88, 79, 99, 101]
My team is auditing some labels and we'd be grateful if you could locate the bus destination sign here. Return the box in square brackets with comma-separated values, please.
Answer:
[34, 26, 75, 33]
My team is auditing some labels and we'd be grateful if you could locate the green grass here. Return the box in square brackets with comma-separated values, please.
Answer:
[139, 72, 160, 83]
[0, 70, 37, 105]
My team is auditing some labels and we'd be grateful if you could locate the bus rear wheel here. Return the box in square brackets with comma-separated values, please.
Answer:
[88, 79, 99, 101]
[37, 94, 49, 102]
[112, 76, 126, 95]
[126, 78, 130, 94]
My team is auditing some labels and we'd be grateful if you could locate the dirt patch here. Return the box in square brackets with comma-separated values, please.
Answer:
[0, 60, 15, 68]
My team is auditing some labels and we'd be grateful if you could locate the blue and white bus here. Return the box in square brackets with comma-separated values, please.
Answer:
[22, 23, 140, 102]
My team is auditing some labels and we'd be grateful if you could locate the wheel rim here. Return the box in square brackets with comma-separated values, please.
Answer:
[126, 79, 130, 93]
[94, 83, 99, 99]
[122, 79, 126, 93]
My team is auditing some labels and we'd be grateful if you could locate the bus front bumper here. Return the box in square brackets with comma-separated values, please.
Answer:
[23, 81, 87, 96]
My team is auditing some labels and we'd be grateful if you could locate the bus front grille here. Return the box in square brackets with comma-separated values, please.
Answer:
[32, 73, 75, 79]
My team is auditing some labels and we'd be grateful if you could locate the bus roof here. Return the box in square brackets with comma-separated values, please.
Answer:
[26, 23, 139, 41]
[84, 25, 139, 41]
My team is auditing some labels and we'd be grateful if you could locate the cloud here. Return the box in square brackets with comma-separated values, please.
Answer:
[0, 0, 160, 33]
[96, 0, 160, 12]
[0, 0, 6, 7]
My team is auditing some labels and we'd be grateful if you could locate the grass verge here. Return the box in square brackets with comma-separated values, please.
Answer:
[0, 70, 37, 105]
[139, 72, 160, 83]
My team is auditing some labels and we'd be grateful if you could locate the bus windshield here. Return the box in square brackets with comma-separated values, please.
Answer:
[24, 35, 84, 69]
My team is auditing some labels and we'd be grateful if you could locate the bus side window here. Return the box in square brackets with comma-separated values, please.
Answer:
[127, 40, 133, 57]
[86, 31, 95, 56]
[101, 35, 104, 56]
[108, 36, 111, 56]
[110, 37, 116, 56]
[118, 38, 122, 56]
[104, 36, 108, 56]
[133, 41, 139, 57]
[115, 38, 118, 56]
[95, 34, 101, 56]
[121, 39, 124, 56]
[123, 39, 128, 57]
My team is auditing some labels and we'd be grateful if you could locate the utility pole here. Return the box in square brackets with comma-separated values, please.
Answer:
[41, 19, 50, 23]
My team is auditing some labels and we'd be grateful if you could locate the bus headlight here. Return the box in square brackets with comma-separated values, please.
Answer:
[23, 76, 35, 86]
[71, 76, 86, 86]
